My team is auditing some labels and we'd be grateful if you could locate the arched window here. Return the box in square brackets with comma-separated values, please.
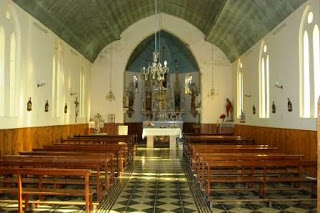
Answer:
[80, 65, 86, 117]
[52, 40, 64, 117]
[52, 55, 56, 116]
[0, 26, 4, 116]
[259, 42, 269, 118]
[3, 7, 20, 117]
[237, 60, 243, 118]
[9, 32, 16, 116]
[299, 6, 320, 118]
[185, 74, 193, 94]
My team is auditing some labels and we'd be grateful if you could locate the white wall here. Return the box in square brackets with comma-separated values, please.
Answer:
[91, 13, 232, 124]
[232, 0, 320, 131]
[0, 0, 92, 129]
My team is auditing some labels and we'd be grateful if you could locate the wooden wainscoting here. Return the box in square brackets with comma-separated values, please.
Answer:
[183, 123, 234, 134]
[235, 124, 317, 176]
[102, 123, 121, 135]
[0, 124, 88, 156]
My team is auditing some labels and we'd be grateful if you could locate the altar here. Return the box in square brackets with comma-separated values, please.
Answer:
[142, 128, 182, 149]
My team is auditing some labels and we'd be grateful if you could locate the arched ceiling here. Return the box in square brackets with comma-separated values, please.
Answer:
[12, 0, 306, 63]
[126, 30, 199, 73]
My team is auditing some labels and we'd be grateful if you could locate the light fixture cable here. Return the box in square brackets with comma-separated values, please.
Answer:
[106, 46, 116, 101]
[210, 44, 216, 97]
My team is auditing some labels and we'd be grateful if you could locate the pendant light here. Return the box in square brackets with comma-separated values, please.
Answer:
[106, 46, 116, 101]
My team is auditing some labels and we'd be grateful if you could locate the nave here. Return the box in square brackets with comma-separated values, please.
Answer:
[0, 146, 317, 213]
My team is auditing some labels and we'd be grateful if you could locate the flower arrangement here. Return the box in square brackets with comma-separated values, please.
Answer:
[219, 114, 226, 121]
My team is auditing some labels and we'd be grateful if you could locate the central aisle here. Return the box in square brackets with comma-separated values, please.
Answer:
[100, 148, 211, 213]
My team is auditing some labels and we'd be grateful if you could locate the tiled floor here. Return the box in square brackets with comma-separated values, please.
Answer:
[0, 147, 317, 213]
[99, 147, 317, 213]
[100, 148, 207, 213]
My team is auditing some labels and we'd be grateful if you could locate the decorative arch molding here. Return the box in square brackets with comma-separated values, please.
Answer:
[92, 13, 232, 123]
[96, 13, 230, 74]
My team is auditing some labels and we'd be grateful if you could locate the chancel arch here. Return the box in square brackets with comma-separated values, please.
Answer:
[91, 13, 231, 124]
[124, 30, 200, 123]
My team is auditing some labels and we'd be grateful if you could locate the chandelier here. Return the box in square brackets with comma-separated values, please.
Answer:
[141, 0, 169, 82]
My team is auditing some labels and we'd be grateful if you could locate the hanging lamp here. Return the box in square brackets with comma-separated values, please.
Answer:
[106, 46, 116, 101]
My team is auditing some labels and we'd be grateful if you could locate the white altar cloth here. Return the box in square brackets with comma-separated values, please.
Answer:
[142, 128, 182, 149]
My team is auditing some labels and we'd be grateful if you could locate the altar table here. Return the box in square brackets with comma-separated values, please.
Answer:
[142, 128, 182, 149]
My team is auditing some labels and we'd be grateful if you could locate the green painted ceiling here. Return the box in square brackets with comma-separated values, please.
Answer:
[12, 0, 306, 63]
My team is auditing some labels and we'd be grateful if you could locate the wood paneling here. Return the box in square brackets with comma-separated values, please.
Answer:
[102, 123, 120, 135]
[317, 99, 320, 212]
[125, 123, 143, 141]
[235, 124, 317, 176]
[0, 124, 87, 156]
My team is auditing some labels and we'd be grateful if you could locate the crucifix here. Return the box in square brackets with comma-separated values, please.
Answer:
[74, 97, 79, 123]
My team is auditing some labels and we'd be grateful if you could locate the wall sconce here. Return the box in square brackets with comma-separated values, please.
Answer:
[274, 81, 283, 89]
[37, 81, 46, 87]
[45, 100, 49, 112]
[245, 94, 251, 98]
[70, 92, 76, 96]
[27, 97, 32, 111]
[64, 103, 68, 113]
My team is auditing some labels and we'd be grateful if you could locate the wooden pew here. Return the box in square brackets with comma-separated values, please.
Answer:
[183, 135, 255, 155]
[19, 151, 116, 180]
[40, 144, 127, 168]
[0, 167, 94, 213]
[0, 155, 112, 201]
[67, 134, 137, 162]
[203, 160, 317, 206]
[196, 153, 304, 186]
[187, 144, 278, 163]
[36, 144, 125, 173]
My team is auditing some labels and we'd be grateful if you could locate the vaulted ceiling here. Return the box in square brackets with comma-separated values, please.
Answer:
[13, 0, 306, 63]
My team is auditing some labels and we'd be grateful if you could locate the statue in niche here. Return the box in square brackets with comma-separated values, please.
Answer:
[175, 91, 181, 112]
[156, 86, 167, 111]
[146, 90, 152, 111]
[189, 82, 199, 117]
[126, 82, 135, 117]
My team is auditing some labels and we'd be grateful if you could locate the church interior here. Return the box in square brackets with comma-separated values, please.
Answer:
[0, 0, 319, 212]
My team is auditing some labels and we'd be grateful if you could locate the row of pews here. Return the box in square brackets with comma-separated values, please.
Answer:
[183, 133, 317, 207]
[0, 134, 137, 212]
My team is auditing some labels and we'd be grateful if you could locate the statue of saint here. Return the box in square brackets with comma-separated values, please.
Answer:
[226, 98, 233, 120]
